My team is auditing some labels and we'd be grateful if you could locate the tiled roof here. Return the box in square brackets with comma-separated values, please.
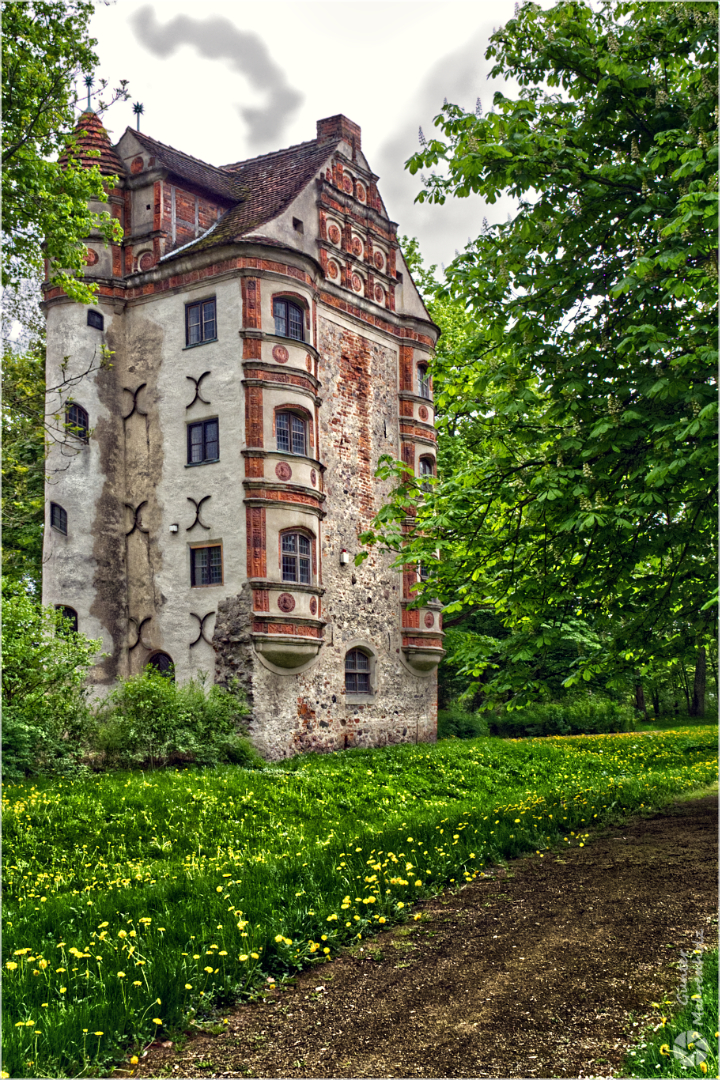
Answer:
[173, 139, 334, 257]
[130, 130, 237, 201]
[61, 111, 125, 177]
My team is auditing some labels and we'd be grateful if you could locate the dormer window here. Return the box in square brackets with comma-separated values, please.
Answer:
[273, 298, 304, 341]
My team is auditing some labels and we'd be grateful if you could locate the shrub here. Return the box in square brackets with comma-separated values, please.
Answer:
[1, 578, 100, 780]
[437, 702, 489, 739]
[489, 696, 636, 738]
[92, 668, 261, 770]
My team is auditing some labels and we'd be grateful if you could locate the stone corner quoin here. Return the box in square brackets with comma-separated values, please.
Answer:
[42, 110, 443, 759]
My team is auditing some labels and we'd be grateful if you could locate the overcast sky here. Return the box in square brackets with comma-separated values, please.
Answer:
[88, 0, 521, 271]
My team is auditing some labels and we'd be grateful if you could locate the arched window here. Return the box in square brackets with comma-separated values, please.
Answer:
[66, 402, 89, 442]
[345, 649, 371, 693]
[418, 364, 431, 400]
[281, 532, 311, 583]
[276, 411, 307, 456]
[147, 652, 174, 680]
[55, 605, 78, 633]
[419, 456, 435, 491]
[50, 502, 68, 534]
[273, 298, 304, 341]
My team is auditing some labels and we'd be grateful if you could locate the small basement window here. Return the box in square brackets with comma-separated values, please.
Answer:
[345, 649, 371, 694]
[191, 545, 223, 586]
[187, 419, 219, 464]
[147, 652, 174, 679]
[87, 310, 104, 330]
[50, 502, 68, 534]
[186, 299, 217, 345]
[273, 298, 304, 341]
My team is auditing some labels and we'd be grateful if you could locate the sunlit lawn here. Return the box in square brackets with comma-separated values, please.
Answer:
[3, 727, 717, 1078]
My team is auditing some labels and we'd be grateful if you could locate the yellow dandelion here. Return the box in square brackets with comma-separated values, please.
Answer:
[5, 962, 18, 971]
[185, 983, 193, 989]
[117, 971, 126, 978]
[659, 1044, 670, 1056]
[130, 1057, 139, 1066]
[251, 952, 259, 959]
[152, 1018, 162, 1026]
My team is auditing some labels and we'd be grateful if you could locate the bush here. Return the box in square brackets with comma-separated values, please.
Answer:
[92, 668, 261, 770]
[490, 696, 636, 738]
[1, 579, 100, 780]
[437, 702, 489, 740]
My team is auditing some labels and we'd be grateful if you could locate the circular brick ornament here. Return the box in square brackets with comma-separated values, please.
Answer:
[343, 174, 354, 194]
[328, 224, 341, 245]
[272, 344, 289, 364]
[310, 468, 317, 487]
[374, 250, 384, 270]
[84, 247, 99, 266]
[352, 237, 363, 257]
[130, 156, 144, 174]
[355, 182, 366, 202]
[424, 612, 435, 628]
[138, 251, 154, 271]
[310, 597, 317, 615]
[352, 274, 363, 293]
[418, 405, 429, 421]
[275, 461, 292, 481]
[327, 260, 339, 279]
[374, 285, 384, 303]
[277, 593, 295, 613]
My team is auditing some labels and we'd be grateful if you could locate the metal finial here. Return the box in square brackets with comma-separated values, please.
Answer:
[133, 102, 144, 131]
[84, 74, 93, 111]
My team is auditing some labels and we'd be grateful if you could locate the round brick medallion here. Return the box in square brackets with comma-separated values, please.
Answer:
[355, 182, 366, 202]
[343, 174, 354, 194]
[328, 224, 341, 245]
[310, 596, 317, 616]
[352, 237, 363, 257]
[374, 250, 384, 270]
[310, 468, 317, 487]
[327, 260, 339, 279]
[352, 274, 363, 293]
[275, 461, 292, 481]
[84, 247, 99, 266]
[272, 344, 289, 364]
[424, 612, 435, 628]
[130, 156, 144, 174]
[374, 285, 384, 303]
[277, 593, 295, 613]
[418, 405, 429, 421]
[138, 251, 154, 271]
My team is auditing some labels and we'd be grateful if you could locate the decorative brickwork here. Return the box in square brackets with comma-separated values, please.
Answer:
[244, 456, 264, 477]
[241, 277, 261, 329]
[253, 589, 270, 611]
[246, 507, 267, 577]
[243, 338, 262, 359]
[245, 386, 264, 447]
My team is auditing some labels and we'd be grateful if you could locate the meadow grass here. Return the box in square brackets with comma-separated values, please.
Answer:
[2, 726, 717, 1079]
[622, 947, 718, 1078]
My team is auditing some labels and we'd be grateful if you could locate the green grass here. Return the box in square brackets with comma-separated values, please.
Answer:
[622, 947, 718, 1078]
[2, 726, 717, 1078]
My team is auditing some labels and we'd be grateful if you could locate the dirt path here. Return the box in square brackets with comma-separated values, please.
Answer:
[134, 795, 718, 1079]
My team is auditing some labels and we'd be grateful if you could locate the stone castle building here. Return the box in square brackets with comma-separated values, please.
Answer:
[42, 111, 442, 758]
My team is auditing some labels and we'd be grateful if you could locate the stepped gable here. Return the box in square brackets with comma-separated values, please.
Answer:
[157, 137, 338, 261]
[61, 110, 125, 177]
[131, 129, 237, 202]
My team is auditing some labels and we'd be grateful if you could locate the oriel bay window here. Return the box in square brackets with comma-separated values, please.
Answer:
[273, 298, 304, 341]
[276, 411, 306, 456]
[281, 532, 311, 583]
[187, 418, 219, 464]
[191, 544, 223, 586]
[186, 298, 217, 345]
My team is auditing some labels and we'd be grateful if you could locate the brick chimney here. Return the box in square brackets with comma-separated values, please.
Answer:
[316, 115, 361, 153]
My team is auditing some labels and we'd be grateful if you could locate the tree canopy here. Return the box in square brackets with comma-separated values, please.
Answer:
[363, 1, 717, 704]
[1, 0, 127, 303]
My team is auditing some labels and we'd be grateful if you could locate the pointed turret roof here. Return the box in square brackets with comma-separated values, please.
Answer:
[61, 111, 125, 177]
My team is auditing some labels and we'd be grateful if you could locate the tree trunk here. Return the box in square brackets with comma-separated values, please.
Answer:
[634, 682, 647, 718]
[678, 662, 692, 715]
[690, 645, 707, 718]
[651, 688, 660, 718]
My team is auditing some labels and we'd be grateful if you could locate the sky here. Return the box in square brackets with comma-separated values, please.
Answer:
[88, 0, 522, 272]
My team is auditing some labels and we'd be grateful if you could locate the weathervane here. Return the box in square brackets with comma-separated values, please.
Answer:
[133, 102, 144, 131]
[84, 74, 93, 112]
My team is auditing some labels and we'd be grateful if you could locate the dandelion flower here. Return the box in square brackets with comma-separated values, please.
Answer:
[5, 962, 18, 971]
[133, 981, 142, 987]
[239, 955, 248, 963]
[94, 1031, 104, 1037]
[659, 1044, 670, 1056]
[152, 1018, 162, 1026]
[251, 952, 259, 960]
[185, 983, 193, 989]
[130, 1057, 139, 1065]
[117, 971, 126, 978]
[204, 966, 214, 973]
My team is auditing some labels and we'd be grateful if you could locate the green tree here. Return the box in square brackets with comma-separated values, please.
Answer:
[2, 0, 127, 302]
[364, 1, 717, 703]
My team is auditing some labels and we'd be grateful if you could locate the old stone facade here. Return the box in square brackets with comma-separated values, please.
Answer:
[42, 112, 442, 758]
